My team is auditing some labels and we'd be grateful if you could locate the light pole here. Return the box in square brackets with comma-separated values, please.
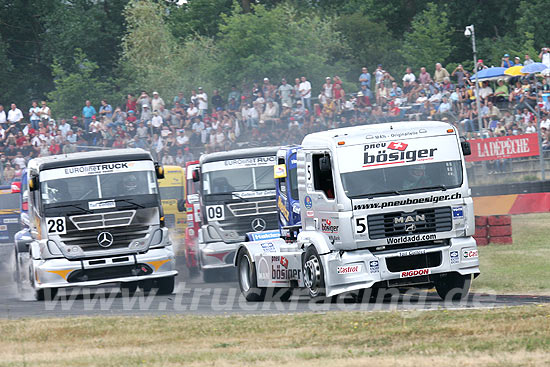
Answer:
[465, 25, 483, 132]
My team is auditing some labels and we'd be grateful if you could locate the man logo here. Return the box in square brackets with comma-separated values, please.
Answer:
[97, 232, 114, 248]
[251, 218, 267, 232]
[394, 214, 425, 224]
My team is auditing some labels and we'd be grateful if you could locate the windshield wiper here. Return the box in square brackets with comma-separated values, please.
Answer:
[350, 190, 401, 199]
[400, 185, 448, 194]
[46, 203, 93, 214]
[115, 198, 145, 209]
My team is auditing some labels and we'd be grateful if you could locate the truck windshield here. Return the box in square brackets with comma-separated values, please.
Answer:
[41, 170, 158, 204]
[159, 186, 184, 201]
[203, 166, 275, 195]
[341, 160, 463, 198]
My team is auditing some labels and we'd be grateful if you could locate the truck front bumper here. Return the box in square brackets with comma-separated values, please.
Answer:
[199, 241, 237, 270]
[322, 237, 480, 297]
[32, 247, 177, 289]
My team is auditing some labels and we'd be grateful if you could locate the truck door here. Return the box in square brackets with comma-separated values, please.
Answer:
[301, 151, 340, 244]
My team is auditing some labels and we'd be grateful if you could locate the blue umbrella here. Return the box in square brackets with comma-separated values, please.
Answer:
[521, 62, 548, 74]
[469, 67, 507, 81]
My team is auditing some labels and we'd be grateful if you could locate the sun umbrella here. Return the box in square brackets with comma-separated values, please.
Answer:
[469, 67, 507, 81]
[504, 65, 525, 76]
[521, 62, 548, 74]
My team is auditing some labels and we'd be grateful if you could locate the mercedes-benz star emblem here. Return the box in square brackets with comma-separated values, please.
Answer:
[405, 224, 417, 232]
[97, 232, 114, 248]
[251, 218, 267, 232]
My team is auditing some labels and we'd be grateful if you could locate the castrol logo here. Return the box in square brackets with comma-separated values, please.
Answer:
[337, 265, 362, 275]
[400, 268, 430, 278]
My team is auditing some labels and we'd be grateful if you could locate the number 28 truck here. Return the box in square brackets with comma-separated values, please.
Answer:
[15, 149, 177, 300]
[235, 121, 480, 301]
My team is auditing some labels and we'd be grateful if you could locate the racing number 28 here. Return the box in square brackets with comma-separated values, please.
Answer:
[46, 217, 66, 235]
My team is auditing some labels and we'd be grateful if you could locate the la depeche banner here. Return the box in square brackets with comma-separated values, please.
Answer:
[466, 133, 540, 162]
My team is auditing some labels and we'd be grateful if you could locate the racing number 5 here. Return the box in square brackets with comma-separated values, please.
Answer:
[355, 217, 367, 234]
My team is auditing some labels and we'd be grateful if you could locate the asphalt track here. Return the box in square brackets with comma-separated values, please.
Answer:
[0, 252, 549, 319]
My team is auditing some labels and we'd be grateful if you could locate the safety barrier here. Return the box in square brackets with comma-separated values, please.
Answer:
[474, 215, 513, 246]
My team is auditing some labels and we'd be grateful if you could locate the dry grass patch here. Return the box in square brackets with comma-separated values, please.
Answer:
[1, 305, 550, 366]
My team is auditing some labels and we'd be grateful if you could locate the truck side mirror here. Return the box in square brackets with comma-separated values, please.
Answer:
[461, 141, 472, 156]
[319, 156, 331, 172]
[155, 163, 165, 179]
[192, 169, 200, 182]
[28, 175, 39, 191]
[177, 199, 186, 212]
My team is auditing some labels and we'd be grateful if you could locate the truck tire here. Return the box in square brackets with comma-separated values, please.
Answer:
[237, 249, 266, 301]
[303, 246, 326, 298]
[120, 281, 138, 296]
[34, 287, 58, 301]
[156, 276, 175, 295]
[434, 273, 471, 301]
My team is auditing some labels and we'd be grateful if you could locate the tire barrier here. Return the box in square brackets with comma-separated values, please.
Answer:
[473, 215, 513, 246]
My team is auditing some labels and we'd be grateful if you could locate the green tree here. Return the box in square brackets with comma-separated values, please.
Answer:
[121, 0, 218, 100]
[0, 34, 14, 103]
[42, 0, 129, 76]
[401, 3, 454, 71]
[167, 0, 233, 39]
[516, 0, 550, 55]
[47, 49, 116, 119]
[214, 3, 346, 89]
[334, 11, 402, 75]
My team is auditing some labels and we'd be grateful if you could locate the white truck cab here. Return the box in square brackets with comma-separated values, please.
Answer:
[235, 121, 479, 301]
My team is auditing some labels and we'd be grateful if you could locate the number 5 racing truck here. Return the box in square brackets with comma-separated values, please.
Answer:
[194, 147, 280, 282]
[235, 121, 480, 301]
[15, 148, 177, 300]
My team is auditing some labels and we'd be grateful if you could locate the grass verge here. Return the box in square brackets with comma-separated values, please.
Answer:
[472, 213, 550, 295]
[1, 305, 550, 366]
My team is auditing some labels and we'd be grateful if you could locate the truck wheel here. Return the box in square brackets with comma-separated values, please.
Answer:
[434, 273, 471, 301]
[237, 249, 265, 301]
[120, 281, 138, 296]
[303, 246, 326, 298]
[156, 276, 175, 295]
[34, 288, 58, 301]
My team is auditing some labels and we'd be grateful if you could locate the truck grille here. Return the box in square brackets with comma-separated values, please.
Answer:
[227, 200, 277, 217]
[59, 225, 150, 251]
[218, 215, 279, 239]
[69, 210, 136, 230]
[368, 207, 452, 240]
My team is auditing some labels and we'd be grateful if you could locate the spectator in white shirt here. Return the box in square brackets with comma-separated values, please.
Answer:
[7, 104, 23, 125]
[186, 102, 199, 118]
[299, 76, 312, 111]
[0, 105, 6, 126]
[29, 101, 41, 130]
[196, 87, 208, 116]
[39, 101, 51, 123]
[58, 119, 71, 138]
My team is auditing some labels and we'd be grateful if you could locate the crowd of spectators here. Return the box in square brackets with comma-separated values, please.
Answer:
[2, 52, 550, 185]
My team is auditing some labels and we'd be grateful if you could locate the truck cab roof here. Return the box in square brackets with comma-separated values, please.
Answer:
[301, 121, 455, 150]
[28, 148, 154, 171]
[200, 146, 280, 165]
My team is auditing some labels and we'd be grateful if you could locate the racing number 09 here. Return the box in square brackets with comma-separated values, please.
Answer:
[206, 205, 225, 221]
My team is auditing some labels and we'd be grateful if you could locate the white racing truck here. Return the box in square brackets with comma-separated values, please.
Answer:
[14, 149, 177, 300]
[195, 147, 280, 282]
[235, 121, 480, 301]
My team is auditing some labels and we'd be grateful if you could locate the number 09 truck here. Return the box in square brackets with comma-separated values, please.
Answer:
[235, 121, 480, 301]
[16, 149, 177, 300]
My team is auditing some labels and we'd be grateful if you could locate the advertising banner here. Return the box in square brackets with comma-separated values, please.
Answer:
[466, 134, 540, 162]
